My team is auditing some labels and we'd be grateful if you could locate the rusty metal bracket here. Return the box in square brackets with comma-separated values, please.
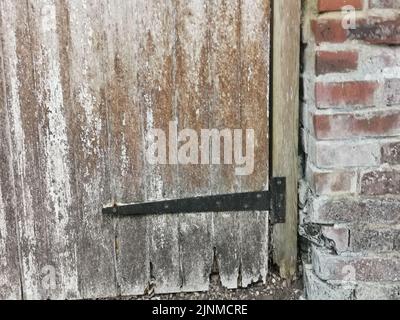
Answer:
[103, 177, 286, 224]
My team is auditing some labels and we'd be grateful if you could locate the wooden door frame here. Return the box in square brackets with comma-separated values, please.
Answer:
[271, 0, 301, 279]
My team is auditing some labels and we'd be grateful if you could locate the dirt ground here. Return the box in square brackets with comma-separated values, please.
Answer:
[119, 272, 303, 301]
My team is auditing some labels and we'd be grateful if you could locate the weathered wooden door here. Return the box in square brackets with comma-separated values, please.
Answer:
[0, 0, 270, 299]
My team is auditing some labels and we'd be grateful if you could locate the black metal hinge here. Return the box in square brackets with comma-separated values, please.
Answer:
[103, 177, 286, 224]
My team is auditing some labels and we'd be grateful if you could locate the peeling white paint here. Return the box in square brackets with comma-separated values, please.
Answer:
[120, 114, 129, 179]
[1, 0, 38, 299]
[36, 0, 78, 297]
[1, 0, 272, 298]
[145, 108, 164, 200]
[0, 186, 7, 268]
[241, 0, 267, 42]
[69, 0, 102, 159]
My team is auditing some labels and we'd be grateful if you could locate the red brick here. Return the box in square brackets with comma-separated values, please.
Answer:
[351, 226, 400, 252]
[384, 79, 400, 106]
[313, 246, 400, 282]
[319, 0, 363, 12]
[310, 197, 400, 224]
[316, 51, 358, 75]
[349, 17, 400, 45]
[313, 111, 400, 140]
[304, 0, 400, 298]
[361, 170, 400, 195]
[369, 0, 400, 9]
[313, 16, 400, 45]
[310, 169, 357, 195]
[356, 282, 400, 300]
[365, 52, 398, 69]
[315, 81, 378, 109]
[322, 226, 350, 253]
[311, 139, 381, 168]
[381, 142, 400, 165]
[304, 265, 356, 300]
[312, 19, 348, 44]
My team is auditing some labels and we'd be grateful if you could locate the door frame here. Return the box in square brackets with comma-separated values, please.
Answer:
[271, 0, 301, 279]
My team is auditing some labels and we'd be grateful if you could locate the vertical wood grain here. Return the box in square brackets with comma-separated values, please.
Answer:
[272, 0, 301, 280]
[0, 0, 73, 299]
[175, 0, 213, 292]
[138, 0, 181, 294]
[103, 0, 148, 296]
[1, 0, 44, 299]
[66, 0, 117, 298]
[0, 5, 22, 298]
[209, 0, 242, 289]
[238, 0, 270, 287]
[24, 0, 80, 299]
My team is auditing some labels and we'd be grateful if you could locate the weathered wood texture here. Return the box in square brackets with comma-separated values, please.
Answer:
[104, 0, 148, 297]
[239, 0, 270, 287]
[66, 0, 117, 298]
[272, 0, 301, 279]
[0, 0, 271, 299]
[175, 0, 213, 292]
[210, 0, 242, 289]
[0, 5, 22, 298]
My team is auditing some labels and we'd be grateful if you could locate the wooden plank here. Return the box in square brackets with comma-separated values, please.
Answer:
[66, 0, 117, 298]
[21, 0, 81, 299]
[175, 0, 213, 292]
[0, 11, 22, 299]
[0, 0, 277, 298]
[137, 0, 181, 294]
[272, 0, 301, 280]
[1, 0, 44, 299]
[0, 0, 70, 299]
[103, 0, 148, 296]
[209, 0, 242, 289]
[238, 0, 270, 287]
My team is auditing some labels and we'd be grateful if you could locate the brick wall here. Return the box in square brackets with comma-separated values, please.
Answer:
[301, 0, 400, 300]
